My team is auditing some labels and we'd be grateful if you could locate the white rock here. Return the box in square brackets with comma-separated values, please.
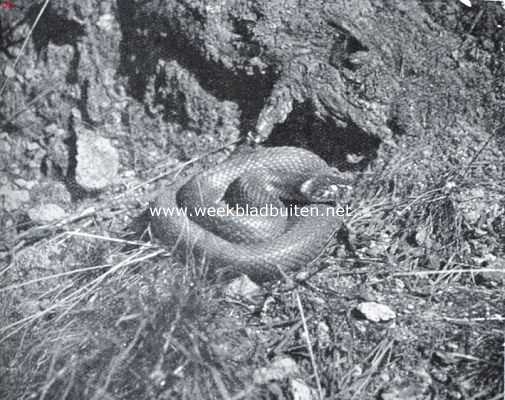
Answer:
[14, 178, 36, 189]
[316, 321, 330, 346]
[96, 14, 116, 31]
[355, 302, 396, 322]
[4, 65, 16, 78]
[253, 357, 299, 384]
[290, 379, 317, 400]
[28, 203, 67, 222]
[76, 129, 119, 190]
[224, 275, 260, 298]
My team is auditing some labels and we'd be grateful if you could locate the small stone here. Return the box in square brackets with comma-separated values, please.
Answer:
[71, 108, 82, 120]
[43, 124, 62, 136]
[415, 227, 433, 248]
[14, 178, 36, 189]
[4, 65, 16, 78]
[393, 278, 405, 290]
[380, 384, 429, 400]
[28, 204, 67, 222]
[26, 141, 40, 151]
[96, 14, 116, 31]
[380, 372, 391, 382]
[224, 275, 261, 299]
[253, 357, 299, 384]
[76, 129, 119, 190]
[316, 321, 330, 346]
[290, 379, 317, 400]
[446, 342, 458, 351]
[430, 368, 448, 383]
[346, 153, 365, 164]
[448, 390, 463, 399]
[355, 302, 396, 322]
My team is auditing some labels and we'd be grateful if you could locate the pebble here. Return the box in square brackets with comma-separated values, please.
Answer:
[75, 129, 119, 190]
[224, 275, 261, 299]
[316, 321, 330, 346]
[253, 357, 299, 384]
[380, 386, 428, 400]
[379, 382, 430, 400]
[355, 302, 396, 322]
[4, 65, 16, 78]
[96, 13, 116, 31]
[28, 203, 67, 222]
[14, 178, 36, 189]
[290, 379, 317, 400]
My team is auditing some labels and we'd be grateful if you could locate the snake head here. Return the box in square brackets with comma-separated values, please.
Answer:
[300, 168, 353, 203]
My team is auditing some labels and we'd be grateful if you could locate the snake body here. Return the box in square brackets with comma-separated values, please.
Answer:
[150, 146, 344, 282]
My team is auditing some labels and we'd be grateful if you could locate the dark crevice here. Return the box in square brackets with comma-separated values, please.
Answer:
[39, 155, 48, 176]
[66, 43, 80, 84]
[27, 2, 85, 58]
[76, 79, 93, 125]
[63, 114, 98, 201]
[328, 20, 369, 71]
[230, 17, 262, 59]
[231, 17, 256, 43]
[386, 113, 406, 136]
[0, 17, 26, 59]
[116, 0, 277, 134]
[64, 115, 78, 183]
[13, 211, 36, 234]
[151, 66, 191, 126]
[264, 101, 380, 171]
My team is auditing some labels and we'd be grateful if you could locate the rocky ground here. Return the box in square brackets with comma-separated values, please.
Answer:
[0, 1, 504, 399]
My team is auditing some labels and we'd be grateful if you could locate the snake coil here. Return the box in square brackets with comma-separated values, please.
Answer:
[150, 146, 346, 282]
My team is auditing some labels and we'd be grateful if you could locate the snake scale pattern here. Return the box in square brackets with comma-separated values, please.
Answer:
[150, 146, 345, 282]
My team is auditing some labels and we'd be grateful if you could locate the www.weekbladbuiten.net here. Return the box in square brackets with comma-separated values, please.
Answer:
[149, 203, 353, 218]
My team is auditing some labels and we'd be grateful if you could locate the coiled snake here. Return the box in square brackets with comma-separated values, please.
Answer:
[150, 146, 348, 282]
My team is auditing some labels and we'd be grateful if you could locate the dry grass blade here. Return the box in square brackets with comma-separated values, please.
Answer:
[0, 247, 164, 343]
[393, 268, 505, 277]
[352, 339, 394, 399]
[65, 230, 159, 248]
[295, 290, 323, 400]
[209, 366, 232, 400]
[90, 319, 148, 400]
[0, 263, 112, 293]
